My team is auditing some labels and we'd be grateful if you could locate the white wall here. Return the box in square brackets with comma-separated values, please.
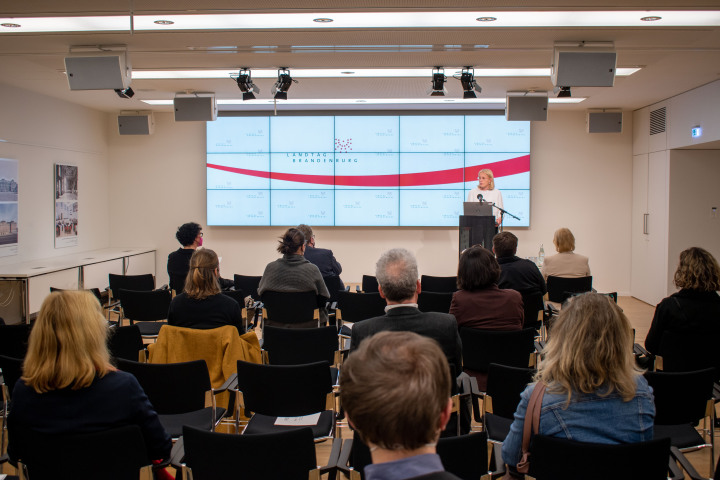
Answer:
[0, 83, 110, 266]
[668, 149, 720, 292]
[107, 110, 634, 294]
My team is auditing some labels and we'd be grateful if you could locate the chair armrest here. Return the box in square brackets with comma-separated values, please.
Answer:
[169, 436, 185, 468]
[344, 286, 351, 292]
[464, 375, 484, 423]
[534, 339, 546, 354]
[317, 437, 343, 476]
[492, 446, 506, 478]
[355, 286, 361, 292]
[633, 343, 650, 357]
[335, 438, 354, 476]
[670, 447, 703, 480]
[217, 373, 238, 393]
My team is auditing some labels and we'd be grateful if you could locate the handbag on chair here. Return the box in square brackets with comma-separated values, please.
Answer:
[502, 382, 546, 479]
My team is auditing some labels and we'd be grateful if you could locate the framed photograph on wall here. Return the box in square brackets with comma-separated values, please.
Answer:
[0, 158, 19, 257]
[54, 164, 78, 248]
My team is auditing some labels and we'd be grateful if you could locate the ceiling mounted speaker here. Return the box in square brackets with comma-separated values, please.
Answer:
[551, 46, 617, 87]
[173, 94, 217, 122]
[64, 51, 131, 90]
[506, 93, 548, 122]
[587, 110, 623, 133]
[118, 113, 154, 135]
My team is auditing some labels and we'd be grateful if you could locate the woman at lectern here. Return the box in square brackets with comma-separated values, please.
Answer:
[467, 168, 503, 226]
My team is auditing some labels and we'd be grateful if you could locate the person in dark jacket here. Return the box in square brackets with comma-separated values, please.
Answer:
[167, 222, 232, 294]
[493, 231, 546, 298]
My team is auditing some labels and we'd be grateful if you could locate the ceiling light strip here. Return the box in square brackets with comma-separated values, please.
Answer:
[141, 97, 585, 105]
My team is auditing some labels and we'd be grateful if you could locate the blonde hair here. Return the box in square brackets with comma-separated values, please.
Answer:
[22, 291, 111, 393]
[536, 293, 641, 403]
[477, 168, 495, 190]
[673, 247, 720, 291]
[184, 248, 221, 300]
[553, 228, 576, 253]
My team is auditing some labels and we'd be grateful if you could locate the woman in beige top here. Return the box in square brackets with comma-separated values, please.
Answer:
[541, 228, 591, 280]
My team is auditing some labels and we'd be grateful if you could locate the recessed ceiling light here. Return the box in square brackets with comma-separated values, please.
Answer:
[640, 16, 662, 21]
[313, 18, 334, 23]
[476, 17, 497, 22]
[154, 20, 175, 25]
[141, 97, 586, 106]
[341, 71, 355, 75]
[1, 23, 21, 28]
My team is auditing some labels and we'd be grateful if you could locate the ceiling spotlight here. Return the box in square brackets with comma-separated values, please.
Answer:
[428, 67, 447, 96]
[459, 67, 482, 99]
[271, 68, 297, 100]
[114, 87, 135, 99]
[235, 68, 259, 100]
[553, 86, 572, 97]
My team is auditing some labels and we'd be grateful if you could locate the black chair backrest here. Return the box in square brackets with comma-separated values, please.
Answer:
[0, 323, 31, 359]
[233, 275, 261, 300]
[117, 288, 172, 322]
[261, 290, 320, 324]
[336, 291, 386, 323]
[182, 425, 317, 480]
[262, 325, 338, 365]
[221, 289, 245, 306]
[528, 435, 671, 480]
[644, 367, 715, 425]
[361, 275, 379, 293]
[108, 273, 155, 298]
[486, 363, 536, 419]
[460, 328, 536, 373]
[108, 325, 144, 362]
[657, 330, 720, 381]
[520, 291, 544, 329]
[0, 354, 23, 394]
[50, 286, 103, 304]
[420, 275, 458, 293]
[117, 359, 210, 414]
[236, 360, 332, 417]
[323, 275, 345, 304]
[417, 291, 453, 313]
[546, 276, 592, 303]
[12, 424, 151, 480]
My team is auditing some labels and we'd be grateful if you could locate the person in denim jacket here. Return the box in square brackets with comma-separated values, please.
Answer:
[502, 293, 655, 469]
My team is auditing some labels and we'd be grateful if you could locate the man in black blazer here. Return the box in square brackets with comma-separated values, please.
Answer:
[296, 224, 344, 288]
[349, 248, 461, 371]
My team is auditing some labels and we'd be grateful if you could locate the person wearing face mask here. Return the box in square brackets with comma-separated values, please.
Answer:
[467, 168, 504, 227]
[167, 222, 232, 294]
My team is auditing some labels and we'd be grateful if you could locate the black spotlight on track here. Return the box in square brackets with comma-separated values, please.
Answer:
[272, 68, 297, 100]
[428, 67, 447, 96]
[459, 67, 482, 99]
[235, 68, 259, 100]
[114, 86, 134, 99]
[554, 86, 572, 97]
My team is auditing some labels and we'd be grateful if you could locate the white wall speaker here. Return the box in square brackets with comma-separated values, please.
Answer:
[552, 47, 617, 87]
[64, 52, 131, 90]
[587, 111, 623, 133]
[173, 94, 217, 122]
[118, 113, 155, 135]
[506, 93, 548, 122]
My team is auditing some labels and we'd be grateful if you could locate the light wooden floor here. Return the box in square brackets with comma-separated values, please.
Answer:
[1, 296, 717, 479]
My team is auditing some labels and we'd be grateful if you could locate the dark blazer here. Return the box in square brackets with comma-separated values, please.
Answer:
[304, 246, 343, 278]
[409, 473, 462, 480]
[350, 305, 462, 371]
[497, 255, 547, 297]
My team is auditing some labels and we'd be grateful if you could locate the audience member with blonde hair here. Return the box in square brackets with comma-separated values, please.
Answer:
[502, 293, 654, 471]
[645, 247, 720, 356]
[8, 291, 171, 462]
[467, 168, 504, 226]
[167, 248, 244, 333]
[541, 227, 591, 280]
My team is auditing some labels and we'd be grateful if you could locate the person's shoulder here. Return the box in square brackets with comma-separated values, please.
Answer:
[408, 472, 462, 480]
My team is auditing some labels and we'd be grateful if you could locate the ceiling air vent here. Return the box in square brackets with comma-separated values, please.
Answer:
[649, 107, 666, 135]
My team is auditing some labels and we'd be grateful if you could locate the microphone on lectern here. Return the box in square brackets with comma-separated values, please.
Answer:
[477, 194, 483, 201]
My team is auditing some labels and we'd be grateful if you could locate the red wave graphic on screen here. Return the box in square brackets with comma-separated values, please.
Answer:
[207, 154, 529, 187]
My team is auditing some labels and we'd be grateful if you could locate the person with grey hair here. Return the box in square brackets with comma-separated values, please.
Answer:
[350, 248, 462, 374]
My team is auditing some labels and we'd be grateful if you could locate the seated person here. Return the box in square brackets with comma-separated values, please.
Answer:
[645, 247, 720, 365]
[167, 248, 245, 334]
[167, 222, 232, 294]
[502, 293, 654, 473]
[541, 227, 590, 280]
[493, 232, 546, 298]
[341, 331, 461, 480]
[258, 228, 330, 326]
[296, 224, 345, 289]
[8, 291, 171, 465]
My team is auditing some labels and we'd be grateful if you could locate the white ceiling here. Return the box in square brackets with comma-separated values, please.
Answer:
[1, 0, 719, 114]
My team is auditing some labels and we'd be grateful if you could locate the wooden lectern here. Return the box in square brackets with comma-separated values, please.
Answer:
[459, 202, 496, 254]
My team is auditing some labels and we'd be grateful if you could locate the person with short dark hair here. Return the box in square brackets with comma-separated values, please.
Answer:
[167, 249, 245, 334]
[450, 245, 524, 332]
[257, 228, 330, 325]
[167, 222, 232, 294]
[296, 224, 344, 289]
[493, 232, 547, 298]
[341, 331, 461, 480]
[350, 248, 462, 372]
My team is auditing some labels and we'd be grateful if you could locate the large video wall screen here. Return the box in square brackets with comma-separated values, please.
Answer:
[207, 115, 530, 227]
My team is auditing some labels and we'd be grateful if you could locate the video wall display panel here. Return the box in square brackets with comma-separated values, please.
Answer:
[207, 115, 530, 227]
